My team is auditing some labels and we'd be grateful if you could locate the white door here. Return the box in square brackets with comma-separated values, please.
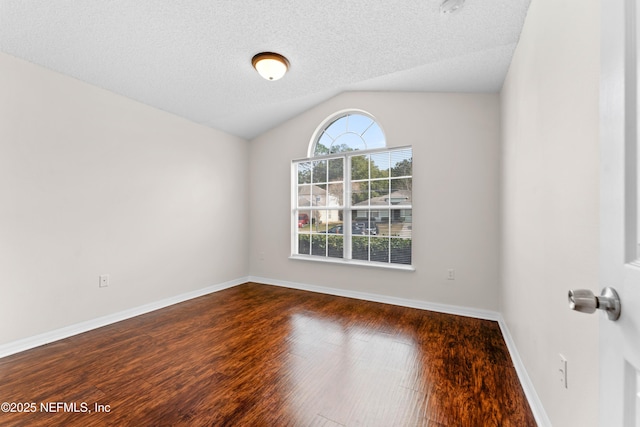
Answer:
[600, 0, 640, 425]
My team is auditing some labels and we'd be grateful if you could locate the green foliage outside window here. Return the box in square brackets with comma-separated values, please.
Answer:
[298, 234, 411, 265]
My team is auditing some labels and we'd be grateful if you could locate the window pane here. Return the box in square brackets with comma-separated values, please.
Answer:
[325, 209, 342, 226]
[352, 210, 378, 236]
[298, 234, 310, 255]
[393, 209, 412, 238]
[351, 155, 369, 180]
[326, 116, 348, 139]
[377, 213, 391, 236]
[390, 238, 412, 265]
[312, 184, 326, 207]
[348, 114, 374, 136]
[327, 235, 343, 258]
[391, 150, 412, 177]
[311, 234, 327, 257]
[352, 210, 370, 222]
[297, 210, 311, 231]
[370, 152, 390, 178]
[312, 160, 327, 183]
[309, 209, 339, 235]
[352, 181, 369, 206]
[402, 209, 413, 225]
[328, 158, 344, 182]
[391, 178, 412, 197]
[333, 132, 366, 152]
[298, 162, 311, 184]
[327, 224, 343, 234]
[327, 183, 344, 206]
[370, 180, 390, 204]
[390, 222, 404, 236]
[370, 236, 389, 263]
[298, 185, 311, 207]
[311, 211, 327, 233]
[362, 123, 385, 150]
[352, 236, 369, 261]
[315, 133, 333, 155]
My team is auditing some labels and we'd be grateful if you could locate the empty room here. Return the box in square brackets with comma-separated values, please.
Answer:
[1, 0, 635, 426]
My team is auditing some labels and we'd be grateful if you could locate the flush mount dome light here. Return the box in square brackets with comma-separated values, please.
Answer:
[440, 0, 465, 14]
[252, 52, 289, 81]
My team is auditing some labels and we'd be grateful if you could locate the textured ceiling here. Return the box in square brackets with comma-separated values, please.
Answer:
[0, 0, 531, 140]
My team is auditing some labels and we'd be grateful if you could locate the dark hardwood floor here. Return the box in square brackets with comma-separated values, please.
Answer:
[0, 282, 536, 426]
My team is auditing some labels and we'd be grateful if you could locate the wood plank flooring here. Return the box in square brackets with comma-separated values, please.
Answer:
[0, 282, 536, 426]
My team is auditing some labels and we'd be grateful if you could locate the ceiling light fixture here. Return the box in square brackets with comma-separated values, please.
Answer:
[252, 52, 290, 81]
[440, 0, 465, 14]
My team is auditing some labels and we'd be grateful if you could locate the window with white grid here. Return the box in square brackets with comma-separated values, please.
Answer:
[292, 111, 412, 267]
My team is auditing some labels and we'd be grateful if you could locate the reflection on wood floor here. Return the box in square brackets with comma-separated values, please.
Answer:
[0, 282, 536, 426]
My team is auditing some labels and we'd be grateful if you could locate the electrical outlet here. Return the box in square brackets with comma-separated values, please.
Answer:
[99, 274, 109, 288]
[447, 269, 455, 280]
[559, 354, 568, 388]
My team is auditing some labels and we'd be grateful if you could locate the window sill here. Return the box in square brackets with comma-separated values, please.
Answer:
[289, 254, 416, 271]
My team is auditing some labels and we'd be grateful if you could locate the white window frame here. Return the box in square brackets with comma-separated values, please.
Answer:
[291, 143, 414, 271]
[307, 109, 386, 157]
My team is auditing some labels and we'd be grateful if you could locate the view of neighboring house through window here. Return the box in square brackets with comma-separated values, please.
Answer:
[293, 111, 412, 266]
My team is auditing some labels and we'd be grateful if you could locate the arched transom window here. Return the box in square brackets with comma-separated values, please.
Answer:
[312, 112, 386, 156]
[293, 110, 413, 268]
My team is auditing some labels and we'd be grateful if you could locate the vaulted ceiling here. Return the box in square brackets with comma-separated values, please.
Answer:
[0, 0, 531, 140]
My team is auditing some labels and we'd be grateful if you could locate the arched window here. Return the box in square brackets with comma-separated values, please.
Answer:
[292, 110, 413, 268]
[311, 111, 386, 156]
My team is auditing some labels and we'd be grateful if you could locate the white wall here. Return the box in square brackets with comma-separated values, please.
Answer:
[500, 0, 600, 426]
[249, 91, 501, 311]
[0, 52, 249, 345]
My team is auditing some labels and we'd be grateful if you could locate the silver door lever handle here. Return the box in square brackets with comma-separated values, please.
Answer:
[568, 287, 621, 321]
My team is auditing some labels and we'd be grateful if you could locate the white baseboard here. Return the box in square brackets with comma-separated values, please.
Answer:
[249, 275, 551, 426]
[1, 275, 550, 425]
[0, 276, 248, 359]
[497, 314, 552, 427]
[249, 275, 501, 321]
